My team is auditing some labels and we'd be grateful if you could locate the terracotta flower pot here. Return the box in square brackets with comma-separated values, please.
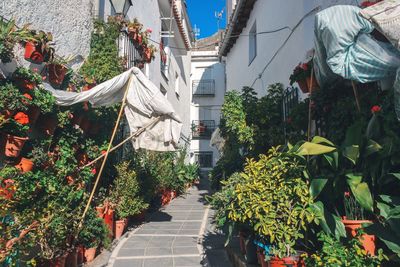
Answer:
[47, 254, 67, 267]
[96, 205, 105, 218]
[65, 248, 78, 267]
[24, 42, 44, 64]
[104, 207, 115, 238]
[48, 64, 68, 88]
[28, 106, 41, 126]
[84, 247, 97, 263]
[15, 157, 34, 173]
[115, 218, 128, 239]
[268, 256, 303, 267]
[4, 134, 28, 158]
[342, 219, 375, 255]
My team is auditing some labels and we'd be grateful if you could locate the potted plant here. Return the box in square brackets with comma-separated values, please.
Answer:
[77, 208, 110, 263]
[304, 232, 386, 266]
[24, 30, 54, 64]
[47, 57, 70, 88]
[0, 18, 33, 63]
[0, 166, 19, 200]
[14, 156, 34, 173]
[12, 67, 42, 91]
[0, 83, 30, 118]
[289, 60, 317, 94]
[227, 147, 317, 266]
[111, 161, 148, 238]
[1, 116, 30, 158]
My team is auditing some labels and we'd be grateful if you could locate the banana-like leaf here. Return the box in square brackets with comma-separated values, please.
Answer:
[343, 145, 359, 165]
[365, 139, 382, 156]
[297, 142, 336, 156]
[350, 182, 374, 212]
[311, 136, 335, 146]
[310, 201, 346, 240]
[310, 178, 328, 200]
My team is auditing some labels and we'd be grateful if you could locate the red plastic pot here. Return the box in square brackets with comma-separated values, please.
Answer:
[15, 157, 34, 173]
[4, 134, 28, 158]
[48, 63, 68, 88]
[342, 219, 375, 255]
[268, 255, 304, 267]
[24, 42, 44, 64]
[84, 247, 96, 263]
[115, 218, 128, 239]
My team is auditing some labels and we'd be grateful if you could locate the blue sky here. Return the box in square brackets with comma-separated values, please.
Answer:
[186, 0, 226, 39]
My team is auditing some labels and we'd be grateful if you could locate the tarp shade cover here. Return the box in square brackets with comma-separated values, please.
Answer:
[44, 67, 182, 151]
[313, 5, 400, 88]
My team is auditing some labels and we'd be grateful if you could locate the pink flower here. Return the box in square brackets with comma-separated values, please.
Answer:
[344, 191, 351, 197]
[91, 169, 97, 175]
[146, 28, 152, 33]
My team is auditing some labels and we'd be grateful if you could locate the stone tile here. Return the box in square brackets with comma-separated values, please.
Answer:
[178, 229, 199, 235]
[173, 237, 198, 244]
[145, 247, 173, 256]
[144, 257, 174, 267]
[128, 236, 153, 242]
[117, 248, 145, 257]
[150, 236, 176, 242]
[172, 246, 199, 255]
[135, 229, 157, 235]
[173, 256, 202, 266]
[122, 241, 147, 249]
[182, 222, 202, 230]
[147, 241, 173, 248]
[155, 229, 180, 235]
[113, 259, 143, 267]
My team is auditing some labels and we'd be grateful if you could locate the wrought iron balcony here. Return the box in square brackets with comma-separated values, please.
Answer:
[192, 120, 215, 138]
[192, 80, 215, 96]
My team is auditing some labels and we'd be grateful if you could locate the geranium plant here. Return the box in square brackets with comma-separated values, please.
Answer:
[289, 60, 313, 86]
[13, 67, 42, 85]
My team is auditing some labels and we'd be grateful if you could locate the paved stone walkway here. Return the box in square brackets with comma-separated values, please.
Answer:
[108, 179, 232, 267]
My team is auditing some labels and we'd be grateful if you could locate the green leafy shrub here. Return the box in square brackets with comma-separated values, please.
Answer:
[78, 208, 110, 249]
[228, 147, 316, 258]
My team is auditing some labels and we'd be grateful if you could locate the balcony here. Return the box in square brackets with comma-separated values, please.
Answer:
[192, 80, 215, 96]
[192, 120, 215, 139]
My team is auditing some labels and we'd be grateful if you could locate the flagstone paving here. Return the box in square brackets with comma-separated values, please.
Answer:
[108, 179, 232, 267]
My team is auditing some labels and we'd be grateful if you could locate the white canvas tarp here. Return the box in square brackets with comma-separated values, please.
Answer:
[44, 67, 182, 151]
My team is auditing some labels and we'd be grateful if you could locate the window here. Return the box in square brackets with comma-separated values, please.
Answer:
[195, 152, 213, 168]
[175, 72, 180, 96]
[249, 21, 257, 64]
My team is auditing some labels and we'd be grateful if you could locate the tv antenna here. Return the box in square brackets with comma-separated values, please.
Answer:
[193, 24, 201, 40]
[215, 8, 224, 31]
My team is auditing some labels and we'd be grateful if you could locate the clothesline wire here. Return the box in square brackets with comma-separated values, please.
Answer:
[250, 6, 321, 88]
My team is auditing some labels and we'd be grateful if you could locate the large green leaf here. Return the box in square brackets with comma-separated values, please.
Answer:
[346, 173, 362, 187]
[343, 145, 359, 165]
[348, 181, 374, 212]
[323, 151, 339, 170]
[310, 201, 346, 240]
[310, 178, 328, 200]
[364, 222, 400, 257]
[311, 136, 334, 146]
[344, 120, 363, 147]
[297, 142, 336, 156]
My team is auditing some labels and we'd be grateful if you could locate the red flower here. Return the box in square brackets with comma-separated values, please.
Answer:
[146, 28, 152, 33]
[91, 168, 97, 175]
[344, 191, 351, 197]
[101, 150, 107, 155]
[23, 93, 32, 100]
[371, 105, 381, 114]
[300, 63, 308, 71]
[360, 0, 382, 8]
[13, 112, 29, 125]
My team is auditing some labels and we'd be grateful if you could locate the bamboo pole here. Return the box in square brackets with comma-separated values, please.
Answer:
[351, 81, 361, 113]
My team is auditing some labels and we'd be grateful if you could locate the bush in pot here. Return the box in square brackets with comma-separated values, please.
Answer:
[24, 30, 54, 64]
[111, 161, 148, 238]
[12, 67, 42, 91]
[0, 83, 30, 117]
[1, 117, 30, 158]
[304, 232, 386, 267]
[227, 146, 317, 265]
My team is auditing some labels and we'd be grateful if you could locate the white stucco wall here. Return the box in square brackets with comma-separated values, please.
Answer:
[190, 50, 225, 168]
[0, 0, 95, 58]
[224, 0, 356, 96]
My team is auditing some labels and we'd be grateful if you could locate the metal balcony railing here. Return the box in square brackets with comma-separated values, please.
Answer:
[192, 80, 215, 96]
[192, 120, 215, 138]
[118, 31, 142, 69]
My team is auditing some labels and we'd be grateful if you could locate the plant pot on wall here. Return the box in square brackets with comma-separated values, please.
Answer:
[84, 247, 97, 263]
[4, 134, 28, 158]
[48, 64, 68, 88]
[14, 157, 34, 173]
[115, 218, 128, 239]
[268, 255, 303, 267]
[24, 42, 44, 64]
[65, 248, 78, 267]
[342, 219, 376, 255]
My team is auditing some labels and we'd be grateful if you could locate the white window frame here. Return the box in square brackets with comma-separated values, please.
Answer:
[249, 21, 257, 65]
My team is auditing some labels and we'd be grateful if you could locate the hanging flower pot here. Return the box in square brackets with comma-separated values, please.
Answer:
[48, 63, 68, 88]
[342, 218, 376, 255]
[14, 157, 34, 173]
[143, 47, 152, 63]
[114, 218, 128, 239]
[84, 247, 97, 263]
[24, 42, 44, 64]
[4, 134, 28, 158]
[28, 106, 41, 126]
